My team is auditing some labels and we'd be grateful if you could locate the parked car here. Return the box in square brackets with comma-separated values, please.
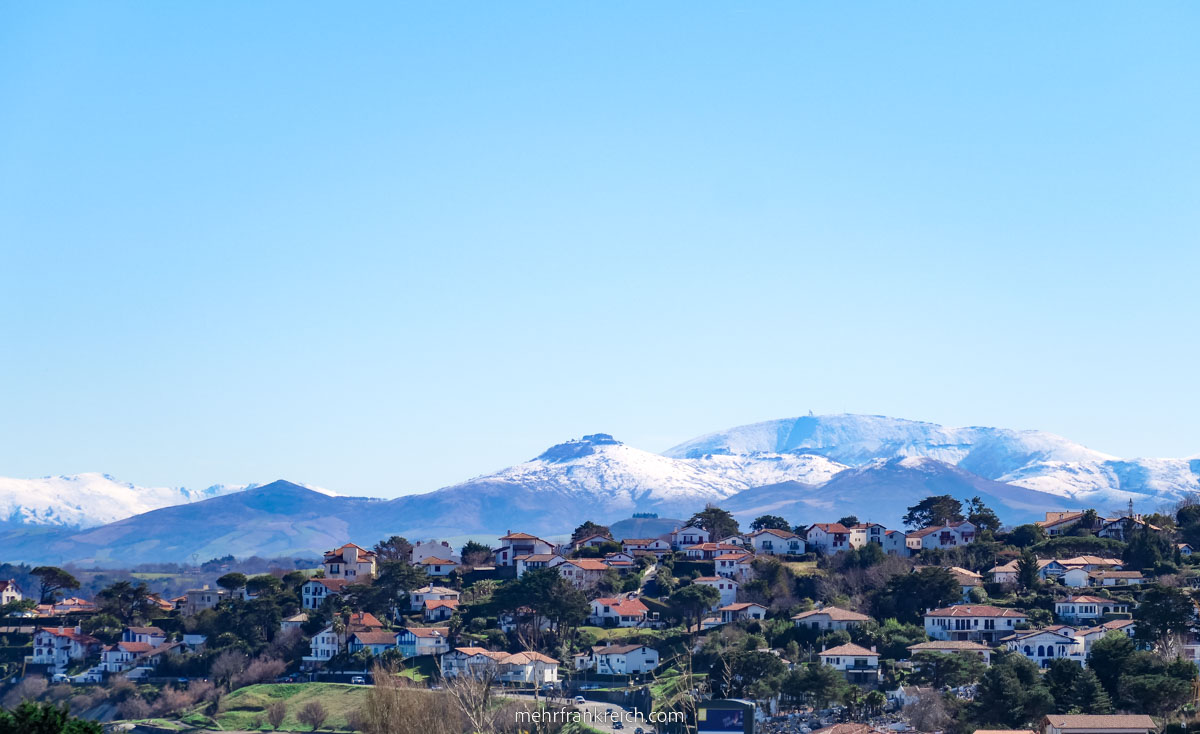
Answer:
[573, 695, 586, 704]
[350, 675, 366, 685]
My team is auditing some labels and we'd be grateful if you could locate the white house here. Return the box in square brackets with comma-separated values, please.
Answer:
[714, 551, 755, 580]
[397, 627, 451, 658]
[1098, 516, 1160, 542]
[1005, 628, 1082, 668]
[988, 560, 1019, 584]
[441, 648, 559, 684]
[906, 640, 993, 665]
[848, 523, 888, 548]
[32, 627, 102, 672]
[1075, 619, 1136, 653]
[944, 567, 983, 600]
[557, 558, 610, 588]
[495, 532, 557, 567]
[424, 599, 459, 622]
[684, 542, 743, 560]
[515, 553, 566, 578]
[418, 557, 459, 577]
[819, 643, 881, 684]
[905, 521, 977, 552]
[348, 630, 399, 656]
[1055, 595, 1128, 622]
[302, 578, 349, 610]
[791, 606, 871, 631]
[805, 523, 852, 554]
[0, 580, 24, 605]
[1061, 568, 1091, 588]
[182, 586, 228, 616]
[123, 626, 167, 646]
[588, 596, 650, 627]
[411, 539, 462, 566]
[1090, 570, 1145, 586]
[281, 612, 308, 632]
[883, 530, 908, 556]
[100, 641, 154, 673]
[573, 533, 613, 550]
[1037, 511, 1089, 536]
[1179, 543, 1194, 556]
[924, 605, 1027, 643]
[719, 602, 766, 624]
[584, 644, 660, 675]
[747, 528, 804, 556]
[621, 538, 672, 558]
[670, 525, 711, 550]
[409, 585, 460, 611]
[322, 543, 377, 580]
[693, 576, 738, 608]
[303, 625, 342, 667]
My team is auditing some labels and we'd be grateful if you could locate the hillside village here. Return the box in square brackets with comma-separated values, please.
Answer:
[2, 495, 1200, 733]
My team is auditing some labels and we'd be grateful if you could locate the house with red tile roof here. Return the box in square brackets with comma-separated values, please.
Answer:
[747, 528, 805, 556]
[587, 596, 649, 627]
[424, 598, 459, 622]
[302, 577, 349, 610]
[418, 556, 459, 577]
[322, 543, 377, 580]
[924, 604, 1026, 643]
[557, 558, 610, 588]
[791, 605, 871, 631]
[32, 626, 102, 672]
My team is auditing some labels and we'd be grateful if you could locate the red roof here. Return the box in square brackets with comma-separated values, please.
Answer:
[405, 627, 449, 638]
[592, 597, 648, 616]
[820, 643, 878, 657]
[809, 523, 851, 534]
[419, 557, 458, 566]
[564, 559, 609, 571]
[425, 599, 459, 611]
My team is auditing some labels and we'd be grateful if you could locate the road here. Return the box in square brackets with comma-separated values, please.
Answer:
[502, 690, 646, 734]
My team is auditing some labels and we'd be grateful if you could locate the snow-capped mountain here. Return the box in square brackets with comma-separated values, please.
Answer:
[666, 414, 1200, 508]
[0, 473, 248, 528]
[481, 433, 846, 510]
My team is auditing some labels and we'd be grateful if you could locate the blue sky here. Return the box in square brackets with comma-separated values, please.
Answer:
[2, 2, 1198, 497]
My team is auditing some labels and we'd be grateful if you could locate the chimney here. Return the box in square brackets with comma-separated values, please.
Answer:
[871, 645, 877, 653]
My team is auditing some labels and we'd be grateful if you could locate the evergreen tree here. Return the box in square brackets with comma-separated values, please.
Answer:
[750, 515, 791, 532]
[1016, 548, 1040, 590]
[1070, 668, 1112, 714]
[903, 495, 964, 529]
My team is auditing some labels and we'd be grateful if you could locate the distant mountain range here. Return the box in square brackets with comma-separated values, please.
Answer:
[2, 414, 1196, 566]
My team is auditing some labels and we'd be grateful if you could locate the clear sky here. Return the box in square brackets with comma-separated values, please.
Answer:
[2, 2, 1198, 498]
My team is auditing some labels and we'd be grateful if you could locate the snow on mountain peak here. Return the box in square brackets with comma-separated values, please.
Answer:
[0, 473, 246, 529]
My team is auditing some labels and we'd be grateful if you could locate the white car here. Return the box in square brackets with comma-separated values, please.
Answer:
[573, 695, 586, 705]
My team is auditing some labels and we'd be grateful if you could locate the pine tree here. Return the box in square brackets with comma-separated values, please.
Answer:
[1071, 669, 1112, 714]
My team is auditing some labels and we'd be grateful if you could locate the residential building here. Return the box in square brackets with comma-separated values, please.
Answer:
[1098, 516, 1160, 542]
[791, 606, 871, 631]
[693, 576, 738, 608]
[410, 585, 461, 611]
[924, 605, 1027, 643]
[100, 641, 153, 674]
[621, 538, 672, 558]
[302, 578, 349, 610]
[33, 626, 102, 671]
[944, 567, 983, 599]
[806, 523, 852, 553]
[495, 532, 556, 567]
[573, 533, 613, 550]
[714, 551, 755, 580]
[1090, 570, 1144, 586]
[322, 543, 378, 580]
[905, 521, 977, 552]
[906, 640, 993, 665]
[1004, 628, 1082, 668]
[747, 528, 804, 556]
[1178, 543, 1194, 556]
[883, 530, 908, 555]
[557, 558, 609, 588]
[1075, 619, 1136, 653]
[348, 630, 399, 656]
[417, 557, 459, 577]
[424, 599, 458, 622]
[0, 580, 24, 605]
[515, 553, 565, 578]
[1036, 511, 1088, 536]
[1041, 714, 1154, 734]
[719, 602, 766, 624]
[411, 540, 462, 566]
[182, 586, 227, 616]
[684, 542, 743, 560]
[588, 596, 650, 627]
[1054, 595, 1128, 622]
[988, 560, 1019, 584]
[583, 644, 659, 675]
[819, 643, 881, 685]
[123, 626, 167, 646]
[397, 627, 451, 658]
[440, 648, 559, 684]
[848, 523, 887, 548]
[303, 626, 341, 667]
[669, 525, 711, 550]
[281, 612, 308, 632]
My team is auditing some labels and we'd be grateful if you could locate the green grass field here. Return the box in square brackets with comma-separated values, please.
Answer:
[783, 561, 820, 576]
[579, 626, 659, 641]
[397, 654, 439, 683]
[212, 682, 369, 731]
